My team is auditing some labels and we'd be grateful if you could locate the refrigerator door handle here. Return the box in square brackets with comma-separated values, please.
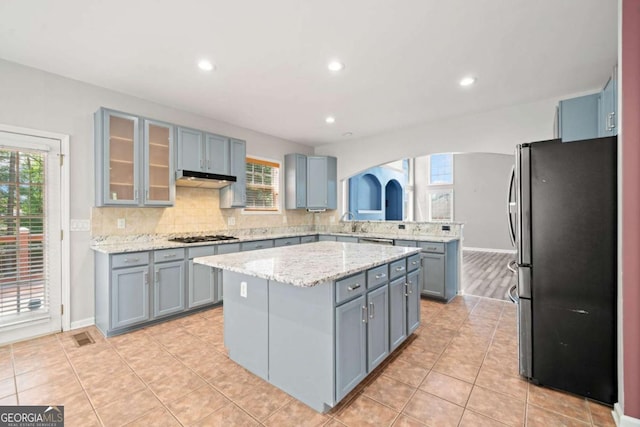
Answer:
[507, 166, 517, 247]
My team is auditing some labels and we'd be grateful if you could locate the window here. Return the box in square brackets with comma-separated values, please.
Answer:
[245, 157, 280, 211]
[429, 189, 453, 221]
[429, 153, 453, 185]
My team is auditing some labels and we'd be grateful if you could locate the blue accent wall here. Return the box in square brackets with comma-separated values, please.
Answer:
[349, 166, 406, 220]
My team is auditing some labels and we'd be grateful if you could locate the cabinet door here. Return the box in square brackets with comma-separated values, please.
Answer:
[102, 110, 140, 205]
[335, 295, 367, 402]
[326, 155, 337, 210]
[205, 134, 230, 175]
[421, 253, 445, 298]
[188, 260, 216, 308]
[389, 277, 407, 351]
[111, 266, 149, 329]
[599, 76, 617, 137]
[558, 94, 599, 142]
[220, 139, 246, 208]
[154, 261, 185, 317]
[367, 285, 389, 372]
[176, 127, 204, 172]
[307, 156, 328, 209]
[406, 270, 421, 334]
[144, 120, 174, 206]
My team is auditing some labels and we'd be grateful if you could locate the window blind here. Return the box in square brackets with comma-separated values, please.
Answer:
[245, 158, 280, 211]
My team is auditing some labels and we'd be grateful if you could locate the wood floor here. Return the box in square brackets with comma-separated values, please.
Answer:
[462, 250, 516, 301]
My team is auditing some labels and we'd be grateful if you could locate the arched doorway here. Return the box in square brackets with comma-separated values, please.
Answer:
[385, 179, 402, 220]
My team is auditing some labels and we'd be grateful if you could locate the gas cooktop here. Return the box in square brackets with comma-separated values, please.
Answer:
[169, 235, 238, 244]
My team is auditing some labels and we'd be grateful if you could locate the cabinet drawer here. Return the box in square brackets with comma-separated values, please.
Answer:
[389, 259, 407, 280]
[407, 254, 421, 272]
[112, 252, 149, 268]
[395, 240, 417, 247]
[240, 240, 274, 251]
[418, 242, 445, 253]
[187, 245, 216, 259]
[367, 265, 388, 289]
[300, 235, 318, 244]
[274, 237, 300, 247]
[217, 243, 240, 254]
[336, 236, 359, 243]
[154, 248, 185, 262]
[336, 272, 366, 304]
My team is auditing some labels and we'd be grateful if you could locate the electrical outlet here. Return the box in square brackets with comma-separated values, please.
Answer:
[329, 216, 335, 223]
[240, 281, 247, 298]
[228, 216, 236, 226]
[117, 218, 126, 229]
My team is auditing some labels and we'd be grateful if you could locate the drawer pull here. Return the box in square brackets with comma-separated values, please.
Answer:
[163, 254, 177, 258]
[256, 245, 263, 249]
[395, 266, 405, 272]
[347, 283, 361, 291]
[124, 257, 140, 263]
[411, 260, 418, 265]
[427, 247, 437, 251]
[404, 283, 409, 297]
[369, 302, 375, 319]
[144, 272, 149, 285]
[375, 273, 386, 279]
[285, 242, 292, 245]
[362, 306, 368, 323]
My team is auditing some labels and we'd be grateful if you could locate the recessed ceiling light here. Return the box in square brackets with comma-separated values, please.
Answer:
[328, 61, 345, 72]
[198, 59, 215, 71]
[459, 76, 476, 87]
[342, 132, 353, 137]
[325, 116, 336, 124]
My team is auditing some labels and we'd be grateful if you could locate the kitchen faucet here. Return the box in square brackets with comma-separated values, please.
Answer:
[340, 211, 355, 221]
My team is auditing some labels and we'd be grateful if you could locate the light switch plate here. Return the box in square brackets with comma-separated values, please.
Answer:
[240, 281, 247, 298]
[117, 218, 126, 229]
[228, 216, 236, 226]
[70, 219, 90, 232]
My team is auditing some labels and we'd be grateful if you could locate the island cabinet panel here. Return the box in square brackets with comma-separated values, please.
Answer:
[268, 280, 335, 413]
[188, 246, 217, 308]
[366, 285, 390, 371]
[335, 295, 367, 402]
[421, 253, 445, 297]
[222, 271, 269, 380]
[407, 270, 421, 334]
[389, 276, 408, 351]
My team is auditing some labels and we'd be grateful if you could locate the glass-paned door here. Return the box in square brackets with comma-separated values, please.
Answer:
[0, 131, 62, 343]
[144, 120, 173, 205]
[107, 112, 138, 204]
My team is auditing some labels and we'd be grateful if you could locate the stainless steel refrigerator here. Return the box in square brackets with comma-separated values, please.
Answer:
[507, 136, 617, 404]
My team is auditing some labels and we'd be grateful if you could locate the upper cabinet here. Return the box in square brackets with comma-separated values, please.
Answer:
[219, 138, 247, 208]
[95, 108, 174, 207]
[555, 66, 618, 142]
[284, 154, 337, 210]
[176, 128, 231, 175]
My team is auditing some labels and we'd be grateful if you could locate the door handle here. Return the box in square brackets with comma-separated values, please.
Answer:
[404, 283, 409, 297]
[361, 306, 368, 323]
[375, 273, 386, 279]
[507, 259, 517, 274]
[143, 272, 149, 285]
[507, 166, 516, 247]
[155, 271, 160, 283]
[369, 302, 374, 319]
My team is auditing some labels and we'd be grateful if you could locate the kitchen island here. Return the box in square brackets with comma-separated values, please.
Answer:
[194, 241, 422, 412]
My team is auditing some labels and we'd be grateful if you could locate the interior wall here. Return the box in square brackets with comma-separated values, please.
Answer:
[0, 58, 316, 326]
[453, 153, 514, 251]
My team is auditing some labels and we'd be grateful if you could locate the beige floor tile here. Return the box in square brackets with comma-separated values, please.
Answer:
[167, 385, 231, 425]
[362, 374, 416, 411]
[0, 357, 14, 380]
[0, 377, 15, 398]
[263, 399, 329, 427]
[382, 357, 428, 387]
[526, 404, 590, 426]
[475, 365, 528, 401]
[588, 400, 616, 427]
[147, 365, 206, 404]
[527, 384, 590, 423]
[402, 389, 463, 427]
[336, 394, 399, 427]
[391, 414, 427, 426]
[393, 344, 440, 370]
[126, 352, 181, 384]
[432, 353, 481, 384]
[419, 371, 472, 407]
[75, 358, 133, 389]
[85, 370, 146, 408]
[15, 361, 76, 392]
[18, 379, 84, 406]
[125, 406, 182, 426]
[459, 409, 509, 427]
[65, 410, 102, 427]
[193, 403, 258, 427]
[12, 345, 69, 375]
[324, 420, 347, 427]
[207, 368, 263, 400]
[96, 388, 161, 427]
[466, 386, 525, 427]
[234, 380, 292, 421]
[0, 394, 17, 405]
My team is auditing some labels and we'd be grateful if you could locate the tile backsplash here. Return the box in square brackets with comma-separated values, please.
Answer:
[91, 187, 338, 237]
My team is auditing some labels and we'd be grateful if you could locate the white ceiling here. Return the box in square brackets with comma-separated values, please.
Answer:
[0, 0, 617, 147]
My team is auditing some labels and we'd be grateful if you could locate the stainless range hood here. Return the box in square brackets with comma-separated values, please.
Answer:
[175, 170, 237, 189]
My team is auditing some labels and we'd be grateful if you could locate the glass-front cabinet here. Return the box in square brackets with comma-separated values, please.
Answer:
[95, 108, 174, 206]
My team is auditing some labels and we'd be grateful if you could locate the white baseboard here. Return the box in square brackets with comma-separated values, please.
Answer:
[614, 403, 640, 427]
[463, 246, 517, 254]
[69, 317, 95, 330]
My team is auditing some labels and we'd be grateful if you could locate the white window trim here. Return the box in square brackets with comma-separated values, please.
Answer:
[428, 188, 454, 222]
[242, 155, 282, 215]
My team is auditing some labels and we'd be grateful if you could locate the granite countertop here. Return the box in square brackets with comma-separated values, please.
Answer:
[91, 231, 459, 254]
[194, 241, 422, 287]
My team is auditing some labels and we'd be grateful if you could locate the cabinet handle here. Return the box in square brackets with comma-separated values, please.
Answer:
[369, 302, 375, 319]
[375, 273, 386, 279]
[144, 272, 149, 285]
[163, 254, 177, 258]
[608, 112, 616, 131]
[395, 266, 405, 272]
[124, 257, 140, 263]
[404, 283, 409, 297]
[145, 190, 149, 200]
[347, 283, 361, 291]
[411, 260, 418, 265]
[362, 305, 368, 323]
[200, 159, 204, 169]
[134, 189, 139, 201]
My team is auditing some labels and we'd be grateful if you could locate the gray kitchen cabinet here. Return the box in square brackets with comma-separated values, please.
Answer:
[336, 235, 359, 243]
[95, 108, 175, 207]
[394, 240, 417, 247]
[318, 235, 337, 241]
[214, 242, 242, 301]
[300, 235, 318, 244]
[599, 68, 617, 137]
[111, 265, 150, 329]
[284, 153, 307, 209]
[220, 138, 246, 208]
[421, 252, 445, 298]
[176, 127, 203, 172]
[419, 240, 458, 302]
[205, 133, 230, 174]
[274, 237, 301, 247]
[389, 276, 407, 351]
[284, 154, 337, 210]
[335, 295, 367, 402]
[153, 260, 185, 317]
[406, 270, 420, 333]
[366, 284, 389, 371]
[240, 240, 274, 251]
[556, 93, 600, 142]
[188, 246, 218, 309]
